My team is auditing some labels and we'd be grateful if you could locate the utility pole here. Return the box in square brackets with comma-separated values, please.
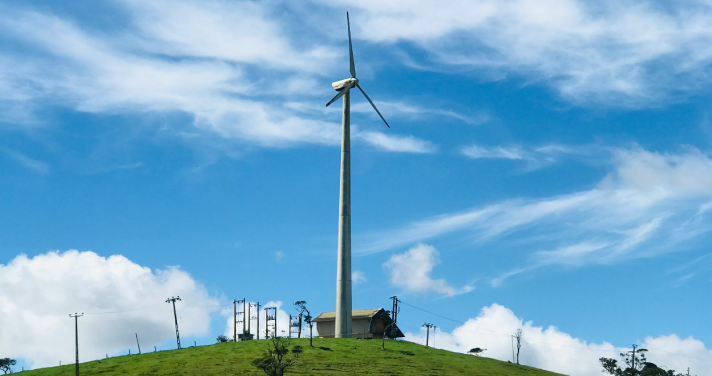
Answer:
[514, 329, 523, 365]
[242, 299, 247, 337]
[69, 313, 83, 376]
[247, 302, 251, 337]
[422, 323, 434, 347]
[389, 296, 399, 325]
[135, 333, 141, 354]
[233, 299, 237, 342]
[511, 335, 515, 362]
[165, 296, 182, 349]
[251, 302, 260, 340]
[235, 298, 245, 341]
[626, 344, 647, 371]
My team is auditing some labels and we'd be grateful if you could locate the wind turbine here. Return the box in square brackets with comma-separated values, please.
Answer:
[326, 12, 389, 339]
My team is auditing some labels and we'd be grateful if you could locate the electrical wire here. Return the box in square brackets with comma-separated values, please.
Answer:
[84, 303, 165, 315]
[1, 320, 71, 355]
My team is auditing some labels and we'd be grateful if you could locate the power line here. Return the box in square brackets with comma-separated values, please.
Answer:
[399, 300, 465, 325]
[84, 303, 164, 315]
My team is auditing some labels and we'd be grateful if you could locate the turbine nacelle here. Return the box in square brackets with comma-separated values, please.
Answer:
[324, 12, 390, 129]
[332, 78, 358, 91]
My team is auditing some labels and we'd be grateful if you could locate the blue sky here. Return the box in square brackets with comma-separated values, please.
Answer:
[2, 0, 712, 374]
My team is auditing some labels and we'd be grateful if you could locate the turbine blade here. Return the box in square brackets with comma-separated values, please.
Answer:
[348, 12, 356, 78]
[326, 86, 350, 107]
[356, 84, 390, 128]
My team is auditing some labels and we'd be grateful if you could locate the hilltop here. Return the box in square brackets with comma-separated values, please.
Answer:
[24, 338, 565, 376]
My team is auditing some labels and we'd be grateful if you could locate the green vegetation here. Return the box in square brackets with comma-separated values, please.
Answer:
[23, 338, 564, 376]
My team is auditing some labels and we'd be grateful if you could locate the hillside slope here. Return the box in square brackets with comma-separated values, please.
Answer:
[25, 338, 565, 375]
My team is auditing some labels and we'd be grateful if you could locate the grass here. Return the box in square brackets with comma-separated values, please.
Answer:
[23, 338, 565, 375]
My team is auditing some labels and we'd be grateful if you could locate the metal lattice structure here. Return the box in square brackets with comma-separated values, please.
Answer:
[265, 307, 277, 338]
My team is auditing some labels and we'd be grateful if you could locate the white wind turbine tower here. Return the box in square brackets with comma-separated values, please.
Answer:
[326, 12, 390, 339]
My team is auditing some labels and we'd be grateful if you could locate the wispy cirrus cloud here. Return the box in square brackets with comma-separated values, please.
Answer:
[358, 146, 712, 284]
[460, 143, 603, 171]
[2, 149, 50, 174]
[0, 1, 434, 154]
[358, 131, 437, 153]
[329, 0, 712, 107]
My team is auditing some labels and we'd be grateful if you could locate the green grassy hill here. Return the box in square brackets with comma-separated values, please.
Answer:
[25, 338, 565, 375]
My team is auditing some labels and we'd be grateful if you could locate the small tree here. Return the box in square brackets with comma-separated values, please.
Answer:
[294, 301, 314, 347]
[468, 348, 486, 356]
[381, 322, 396, 351]
[251, 337, 297, 376]
[291, 345, 303, 360]
[0, 358, 16, 374]
[514, 329, 523, 365]
[216, 334, 229, 343]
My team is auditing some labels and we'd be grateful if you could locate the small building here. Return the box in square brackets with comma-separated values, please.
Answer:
[313, 308, 405, 339]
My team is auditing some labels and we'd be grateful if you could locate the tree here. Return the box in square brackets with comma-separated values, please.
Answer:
[291, 345, 303, 360]
[216, 334, 229, 343]
[514, 329, 523, 365]
[600, 348, 684, 376]
[381, 322, 396, 351]
[294, 301, 314, 347]
[468, 348, 486, 356]
[0, 358, 16, 374]
[251, 337, 298, 376]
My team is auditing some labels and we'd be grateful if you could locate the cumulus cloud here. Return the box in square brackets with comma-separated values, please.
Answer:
[330, 0, 712, 106]
[352, 270, 366, 285]
[405, 303, 712, 376]
[383, 244, 472, 297]
[0, 250, 219, 368]
[360, 147, 712, 284]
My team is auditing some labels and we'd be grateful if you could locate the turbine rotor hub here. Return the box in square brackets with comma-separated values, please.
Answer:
[332, 78, 358, 91]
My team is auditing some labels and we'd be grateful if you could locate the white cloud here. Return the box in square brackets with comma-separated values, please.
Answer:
[361, 147, 712, 284]
[0, 2, 433, 153]
[358, 131, 437, 153]
[2, 149, 50, 174]
[460, 142, 599, 171]
[604, 147, 712, 194]
[383, 244, 472, 297]
[405, 303, 712, 376]
[327, 0, 712, 106]
[118, 0, 333, 72]
[461, 144, 526, 160]
[0, 250, 219, 368]
[351, 101, 488, 125]
[352, 270, 366, 285]
[274, 251, 285, 262]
